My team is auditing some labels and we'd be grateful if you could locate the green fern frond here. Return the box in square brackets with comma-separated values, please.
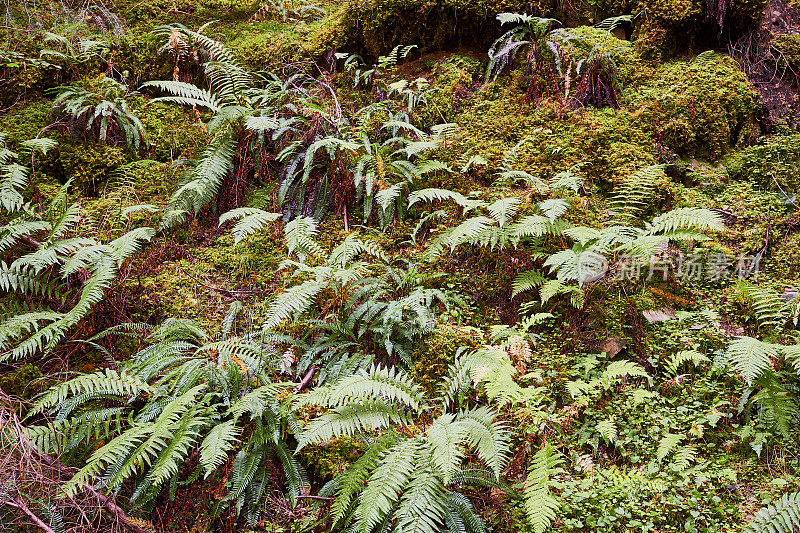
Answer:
[657, 433, 684, 462]
[736, 281, 785, 331]
[726, 336, 777, 386]
[297, 400, 411, 450]
[745, 491, 800, 533]
[200, 419, 240, 478]
[219, 207, 282, 243]
[524, 443, 563, 533]
[357, 439, 419, 533]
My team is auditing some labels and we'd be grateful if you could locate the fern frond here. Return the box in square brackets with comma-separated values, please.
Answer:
[296, 400, 411, 450]
[745, 491, 800, 533]
[219, 207, 281, 243]
[356, 439, 419, 533]
[726, 336, 777, 386]
[200, 419, 240, 478]
[524, 444, 563, 533]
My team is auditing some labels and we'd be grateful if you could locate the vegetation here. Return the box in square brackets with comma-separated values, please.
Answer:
[2, 1, 800, 532]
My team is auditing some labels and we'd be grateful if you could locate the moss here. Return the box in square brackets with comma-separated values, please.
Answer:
[444, 85, 655, 188]
[401, 53, 482, 128]
[563, 26, 652, 87]
[412, 323, 482, 391]
[0, 100, 51, 142]
[726, 133, 800, 190]
[0, 36, 64, 106]
[38, 141, 128, 195]
[324, 0, 554, 58]
[0, 364, 44, 399]
[299, 437, 366, 479]
[628, 53, 761, 159]
[221, 21, 304, 68]
[106, 31, 173, 86]
[774, 34, 800, 71]
[632, 0, 767, 59]
[133, 101, 208, 162]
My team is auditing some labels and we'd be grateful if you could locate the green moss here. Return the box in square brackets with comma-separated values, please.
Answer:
[0, 100, 51, 142]
[300, 437, 366, 479]
[445, 84, 655, 188]
[324, 0, 553, 58]
[134, 101, 208, 162]
[632, 0, 767, 59]
[412, 324, 482, 391]
[563, 26, 651, 87]
[629, 53, 761, 159]
[774, 34, 800, 71]
[726, 133, 800, 191]
[106, 31, 173, 86]
[38, 141, 127, 194]
[0, 363, 44, 399]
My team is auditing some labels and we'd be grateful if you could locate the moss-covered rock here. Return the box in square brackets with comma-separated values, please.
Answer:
[726, 132, 800, 190]
[0, 364, 44, 399]
[39, 141, 128, 195]
[633, 0, 768, 59]
[443, 82, 655, 188]
[774, 34, 800, 71]
[629, 53, 761, 159]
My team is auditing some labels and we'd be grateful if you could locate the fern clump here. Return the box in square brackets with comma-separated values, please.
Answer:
[29, 309, 306, 524]
[48, 76, 147, 150]
[245, 217, 459, 384]
[296, 365, 509, 533]
[143, 24, 296, 227]
[0, 134, 154, 362]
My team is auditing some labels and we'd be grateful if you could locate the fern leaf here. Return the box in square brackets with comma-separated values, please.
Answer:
[746, 491, 800, 533]
[524, 444, 563, 533]
[726, 336, 777, 386]
[200, 419, 240, 478]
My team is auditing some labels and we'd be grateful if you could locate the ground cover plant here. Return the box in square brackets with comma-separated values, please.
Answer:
[3, 0, 800, 532]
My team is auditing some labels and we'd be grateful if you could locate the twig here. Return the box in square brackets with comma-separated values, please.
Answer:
[773, 174, 800, 211]
[17, 235, 44, 248]
[293, 366, 318, 393]
[176, 265, 264, 296]
[296, 495, 334, 501]
[81, 484, 149, 533]
[1, 497, 57, 533]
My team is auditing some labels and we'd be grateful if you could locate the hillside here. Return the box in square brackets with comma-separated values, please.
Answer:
[2, 1, 800, 532]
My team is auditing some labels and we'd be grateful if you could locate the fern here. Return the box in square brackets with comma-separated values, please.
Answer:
[608, 164, 664, 222]
[297, 367, 507, 533]
[666, 350, 710, 377]
[745, 491, 800, 533]
[726, 336, 777, 386]
[736, 281, 786, 331]
[524, 444, 563, 533]
[199, 419, 240, 478]
[218, 207, 282, 243]
[32, 310, 305, 523]
[657, 433, 685, 463]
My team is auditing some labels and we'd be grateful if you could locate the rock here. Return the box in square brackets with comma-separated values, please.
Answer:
[643, 308, 677, 323]
[598, 337, 626, 357]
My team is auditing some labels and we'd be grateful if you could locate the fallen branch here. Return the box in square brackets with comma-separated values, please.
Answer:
[81, 484, 149, 533]
[1, 497, 56, 533]
[293, 366, 318, 393]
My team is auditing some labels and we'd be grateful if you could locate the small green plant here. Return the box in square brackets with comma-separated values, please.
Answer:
[0, 134, 154, 362]
[143, 25, 294, 226]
